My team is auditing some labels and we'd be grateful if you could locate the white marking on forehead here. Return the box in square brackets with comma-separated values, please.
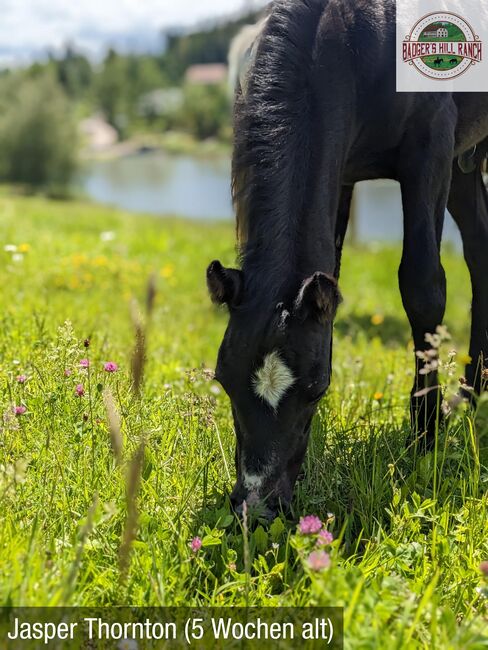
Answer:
[243, 474, 264, 491]
[253, 351, 295, 409]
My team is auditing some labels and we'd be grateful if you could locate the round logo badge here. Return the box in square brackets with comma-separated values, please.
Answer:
[402, 12, 482, 80]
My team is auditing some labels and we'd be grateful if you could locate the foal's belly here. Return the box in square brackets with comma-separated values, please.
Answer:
[343, 90, 424, 183]
[454, 94, 488, 153]
[343, 90, 488, 183]
[343, 152, 399, 184]
[344, 118, 407, 183]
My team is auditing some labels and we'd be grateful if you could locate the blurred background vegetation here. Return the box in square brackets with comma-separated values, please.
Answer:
[0, 9, 262, 195]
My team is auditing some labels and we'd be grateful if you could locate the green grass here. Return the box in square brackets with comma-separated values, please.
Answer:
[0, 191, 487, 648]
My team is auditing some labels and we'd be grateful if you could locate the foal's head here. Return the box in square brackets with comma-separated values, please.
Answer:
[207, 260, 341, 518]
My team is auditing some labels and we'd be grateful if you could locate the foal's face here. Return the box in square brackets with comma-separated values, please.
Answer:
[207, 261, 341, 518]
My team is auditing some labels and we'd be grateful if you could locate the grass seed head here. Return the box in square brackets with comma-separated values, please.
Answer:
[130, 300, 146, 398]
[119, 440, 145, 583]
[103, 389, 123, 465]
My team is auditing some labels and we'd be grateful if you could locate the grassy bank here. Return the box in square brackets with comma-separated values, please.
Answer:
[82, 130, 231, 161]
[0, 192, 487, 647]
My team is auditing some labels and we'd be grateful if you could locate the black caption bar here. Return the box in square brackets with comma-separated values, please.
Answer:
[0, 608, 343, 649]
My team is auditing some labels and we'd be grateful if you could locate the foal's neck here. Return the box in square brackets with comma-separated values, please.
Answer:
[241, 200, 339, 308]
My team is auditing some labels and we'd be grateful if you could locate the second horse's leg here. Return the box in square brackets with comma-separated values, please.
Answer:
[448, 152, 488, 393]
[398, 105, 456, 447]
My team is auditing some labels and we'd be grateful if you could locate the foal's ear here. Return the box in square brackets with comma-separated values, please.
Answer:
[207, 260, 243, 307]
[295, 272, 342, 324]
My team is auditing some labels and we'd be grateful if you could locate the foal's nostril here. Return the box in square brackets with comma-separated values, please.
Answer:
[231, 492, 277, 521]
[235, 501, 276, 521]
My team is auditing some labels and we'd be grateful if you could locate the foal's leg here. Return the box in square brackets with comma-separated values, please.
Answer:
[398, 114, 455, 446]
[448, 158, 488, 393]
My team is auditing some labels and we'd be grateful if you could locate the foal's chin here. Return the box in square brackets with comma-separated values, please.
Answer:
[230, 454, 307, 521]
[230, 485, 293, 522]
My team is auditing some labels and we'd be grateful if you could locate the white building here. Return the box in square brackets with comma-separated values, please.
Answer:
[423, 26, 449, 38]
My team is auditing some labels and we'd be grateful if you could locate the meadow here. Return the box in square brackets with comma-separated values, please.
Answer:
[0, 190, 487, 648]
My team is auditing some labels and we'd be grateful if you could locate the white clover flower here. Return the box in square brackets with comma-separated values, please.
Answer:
[100, 231, 116, 242]
[118, 640, 138, 650]
[4, 244, 17, 252]
[12, 254, 24, 263]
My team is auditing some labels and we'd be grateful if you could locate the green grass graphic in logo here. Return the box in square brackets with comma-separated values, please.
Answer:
[418, 21, 466, 71]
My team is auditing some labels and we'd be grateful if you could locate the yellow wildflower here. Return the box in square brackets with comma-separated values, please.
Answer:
[93, 255, 108, 267]
[71, 253, 88, 267]
[161, 264, 175, 279]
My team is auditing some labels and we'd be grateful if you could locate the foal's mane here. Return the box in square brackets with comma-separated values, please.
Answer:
[232, 0, 325, 302]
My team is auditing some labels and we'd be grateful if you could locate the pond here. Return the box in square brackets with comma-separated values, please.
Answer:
[79, 152, 463, 249]
[79, 152, 232, 220]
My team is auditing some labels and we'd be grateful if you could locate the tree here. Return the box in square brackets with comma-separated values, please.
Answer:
[56, 46, 93, 99]
[161, 10, 263, 81]
[180, 84, 230, 140]
[0, 73, 78, 194]
[94, 50, 128, 132]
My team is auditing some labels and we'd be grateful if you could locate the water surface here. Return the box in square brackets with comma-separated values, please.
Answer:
[79, 152, 463, 249]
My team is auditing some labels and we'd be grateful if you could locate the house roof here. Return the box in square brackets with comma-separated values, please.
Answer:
[185, 63, 228, 85]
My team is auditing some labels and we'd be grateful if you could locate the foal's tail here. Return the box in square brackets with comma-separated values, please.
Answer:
[232, 0, 326, 257]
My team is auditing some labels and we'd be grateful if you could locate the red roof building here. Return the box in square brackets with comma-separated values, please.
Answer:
[185, 63, 228, 85]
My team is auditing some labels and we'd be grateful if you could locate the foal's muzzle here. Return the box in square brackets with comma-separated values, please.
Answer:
[230, 462, 300, 521]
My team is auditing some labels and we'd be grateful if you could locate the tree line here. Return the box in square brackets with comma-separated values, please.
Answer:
[0, 9, 261, 194]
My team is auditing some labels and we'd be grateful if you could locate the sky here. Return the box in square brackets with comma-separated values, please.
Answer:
[0, 0, 264, 66]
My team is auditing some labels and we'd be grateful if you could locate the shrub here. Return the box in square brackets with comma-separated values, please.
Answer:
[179, 84, 230, 140]
[0, 73, 78, 195]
